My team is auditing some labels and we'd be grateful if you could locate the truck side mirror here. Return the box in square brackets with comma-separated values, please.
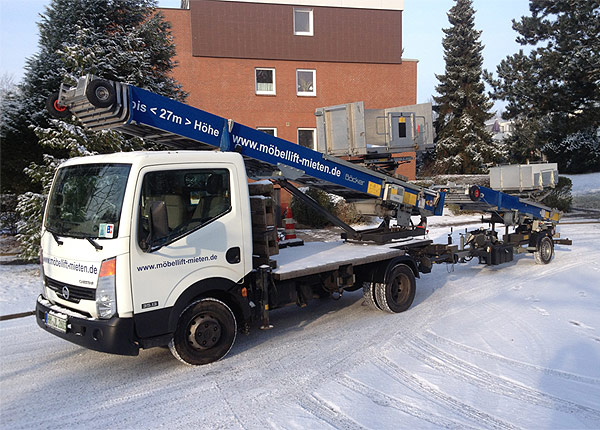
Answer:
[143, 201, 169, 252]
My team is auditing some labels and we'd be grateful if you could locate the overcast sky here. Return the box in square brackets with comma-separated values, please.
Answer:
[0, 0, 531, 113]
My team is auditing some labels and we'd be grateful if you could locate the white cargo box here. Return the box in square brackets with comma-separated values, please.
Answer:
[490, 164, 558, 191]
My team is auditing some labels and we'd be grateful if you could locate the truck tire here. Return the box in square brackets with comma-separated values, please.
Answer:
[169, 298, 237, 366]
[362, 282, 382, 310]
[534, 235, 554, 265]
[46, 92, 71, 119]
[375, 264, 416, 314]
[86, 79, 116, 108]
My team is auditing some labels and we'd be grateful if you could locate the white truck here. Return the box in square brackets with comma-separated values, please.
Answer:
[37, 77, 450, 365]
[37, 76, 568, 365]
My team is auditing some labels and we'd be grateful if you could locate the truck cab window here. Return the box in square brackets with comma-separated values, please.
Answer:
[139, 169, 231, 248]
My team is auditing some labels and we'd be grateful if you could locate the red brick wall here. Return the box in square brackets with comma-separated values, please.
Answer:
[161, 8, 418, 180]
[189, 0, 403, 64]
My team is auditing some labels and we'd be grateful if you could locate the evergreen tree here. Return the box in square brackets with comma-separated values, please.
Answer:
[501, 118, 543, 164]
[486, 0, 600, 173]
[433, 0, 498, 174]
[0, 0, 186, 193]
[7, 0, 186, 259]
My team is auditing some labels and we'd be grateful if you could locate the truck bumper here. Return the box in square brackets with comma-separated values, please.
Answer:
[36, 295, 139, 356]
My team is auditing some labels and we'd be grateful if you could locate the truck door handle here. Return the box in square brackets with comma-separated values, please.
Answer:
[226, 247, 241, 264]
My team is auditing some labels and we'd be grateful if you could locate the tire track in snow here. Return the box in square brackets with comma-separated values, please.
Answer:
[403, 336, 600, 421]
[375, 356, 519, 430]
[337, 375, 479, 430]
[298, 393, 369, 430]
[423, 330, 600, 386]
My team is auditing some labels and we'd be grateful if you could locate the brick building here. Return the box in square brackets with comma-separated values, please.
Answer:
[160, 0, 419, 178]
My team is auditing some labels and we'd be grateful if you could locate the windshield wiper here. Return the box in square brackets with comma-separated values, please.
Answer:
[86, 237, 103, 251]
[50, 231, 63, 246]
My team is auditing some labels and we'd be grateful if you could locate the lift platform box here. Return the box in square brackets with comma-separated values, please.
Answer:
[489, 164, 558, 192]
[315, 102, 434, 157]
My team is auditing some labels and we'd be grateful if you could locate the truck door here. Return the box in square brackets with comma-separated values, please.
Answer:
[130, 163, 248, 315]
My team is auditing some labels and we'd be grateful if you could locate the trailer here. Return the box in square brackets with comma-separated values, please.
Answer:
[36, 76, 569, 365]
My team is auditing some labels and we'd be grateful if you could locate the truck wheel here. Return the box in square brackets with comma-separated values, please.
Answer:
[375, 264, 416, 314]
[169, 298, 237, 366]
[362, 282, 382, 310]
[534, 236, 554, 265]
[86, 79, 116, 108]
[46, 92, 71, 119]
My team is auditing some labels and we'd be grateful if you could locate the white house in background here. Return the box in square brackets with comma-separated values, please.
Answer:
[486, 117, 515, 141]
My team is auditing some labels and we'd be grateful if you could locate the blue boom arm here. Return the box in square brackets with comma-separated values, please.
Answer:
[55, 76, 445, 218]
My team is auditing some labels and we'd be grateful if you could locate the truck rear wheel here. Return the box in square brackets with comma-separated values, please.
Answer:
[362, 282, 382, 310]
[375, 264, 416, 313]
[534, 235, 554, 265]
[169, 298, 237, 366]
[86, 79, 116, 108]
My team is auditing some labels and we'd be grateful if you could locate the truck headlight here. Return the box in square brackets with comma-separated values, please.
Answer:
[96, 258, 117, 319]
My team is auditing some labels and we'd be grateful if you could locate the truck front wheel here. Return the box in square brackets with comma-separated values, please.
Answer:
[375, 264, 416, 313]
[169, 298, 237, 365]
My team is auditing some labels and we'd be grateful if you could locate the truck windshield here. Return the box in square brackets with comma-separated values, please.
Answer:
[45, 163, 131, 239]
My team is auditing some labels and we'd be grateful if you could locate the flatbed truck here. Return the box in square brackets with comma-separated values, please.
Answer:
[36, 76, 569, 365]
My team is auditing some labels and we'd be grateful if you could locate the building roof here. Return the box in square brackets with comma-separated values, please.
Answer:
[205, 0, 404, 11]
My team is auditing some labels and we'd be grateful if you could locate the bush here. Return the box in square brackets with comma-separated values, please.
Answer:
[542, 176, 572, 212]
[290, 188, 335, 228]
[290, 188, 367, 228]
[0, 194, 19, 235]
[334, 200, 364, 225]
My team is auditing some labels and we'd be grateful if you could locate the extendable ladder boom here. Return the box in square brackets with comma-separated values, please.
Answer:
[54, 76, 445, 222]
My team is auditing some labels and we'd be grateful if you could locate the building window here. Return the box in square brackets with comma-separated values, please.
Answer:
[255, 68, 275, 95]
[294, 8, 313, 36]
[296, 69, 316, 96]
[298, 128, 316, 150]
[257, 127, 277, 137]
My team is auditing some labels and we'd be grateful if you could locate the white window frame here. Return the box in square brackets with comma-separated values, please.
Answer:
[296, 69, 316, 97]
[297, 128, 317, 150]
[293, 8, 313, 36]
[257, 127, 277, 137]
[255, 68, 276, 95]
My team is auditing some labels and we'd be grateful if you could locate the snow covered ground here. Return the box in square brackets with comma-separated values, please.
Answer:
[1, 175, 599, 429]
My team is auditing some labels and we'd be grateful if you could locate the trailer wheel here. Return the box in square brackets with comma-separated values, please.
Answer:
[375, 264, 416, 314]
[362, 282, 382, 310]
[169, 298, 237, 366]
[534, 235, 554, 265]
[46, 92, 71, 119]
[86, 79, 116, 108]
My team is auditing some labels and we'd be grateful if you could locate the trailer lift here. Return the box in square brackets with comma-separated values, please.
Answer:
[424, 183, 573, 267]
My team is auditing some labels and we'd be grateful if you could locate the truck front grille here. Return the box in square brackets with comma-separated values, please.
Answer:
[45, 276, 96, 303]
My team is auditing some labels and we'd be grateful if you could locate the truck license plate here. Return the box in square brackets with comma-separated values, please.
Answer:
[46, 312, 67, 333]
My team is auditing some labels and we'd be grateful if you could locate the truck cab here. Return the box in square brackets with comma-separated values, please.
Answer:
[37, 151, 253, 363]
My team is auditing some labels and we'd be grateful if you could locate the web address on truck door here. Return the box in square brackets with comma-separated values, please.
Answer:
[232, 135, 342, 179]
[136, 254, 218, 272]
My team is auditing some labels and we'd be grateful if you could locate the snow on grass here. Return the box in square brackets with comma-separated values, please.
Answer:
[0, 264, 40, 315]
[565, 172, 600, 196]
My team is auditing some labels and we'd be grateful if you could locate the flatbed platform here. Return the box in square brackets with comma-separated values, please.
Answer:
[272, 238, 432, 281]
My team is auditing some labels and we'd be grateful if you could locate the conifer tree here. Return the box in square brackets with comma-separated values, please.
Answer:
[8, 0, 186, 259]
[433, 0, 498, 174]
[486, 0, 600, 173]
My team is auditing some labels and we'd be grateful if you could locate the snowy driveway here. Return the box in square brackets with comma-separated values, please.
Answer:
[1, 221, 600, 429]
